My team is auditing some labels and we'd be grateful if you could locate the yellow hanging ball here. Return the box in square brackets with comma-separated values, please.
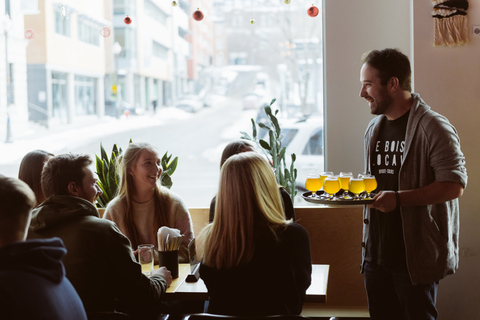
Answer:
[284, 0, 291, 4]
[172, 1, 178, 6]
[250, 19, 255, 25]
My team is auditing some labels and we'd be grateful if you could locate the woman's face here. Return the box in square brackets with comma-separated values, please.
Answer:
[129, 149, 162, 192]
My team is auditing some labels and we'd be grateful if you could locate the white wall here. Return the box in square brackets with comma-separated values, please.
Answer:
[324, 1, 479, 319]
[413, 1, 480, 319]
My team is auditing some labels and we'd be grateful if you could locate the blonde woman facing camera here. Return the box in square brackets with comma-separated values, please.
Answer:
[104, 142, 193, 262]
[199, 152, 312, 316]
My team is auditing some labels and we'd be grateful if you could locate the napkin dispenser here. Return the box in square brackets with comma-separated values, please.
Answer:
[186, 238, 200, 282]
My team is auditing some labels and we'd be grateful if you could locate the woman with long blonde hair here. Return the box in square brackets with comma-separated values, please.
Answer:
[200, 152, 311, 315]
[103, 142, 193, 262]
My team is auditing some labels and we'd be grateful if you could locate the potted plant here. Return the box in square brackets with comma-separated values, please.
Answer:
[95, 140, 178, 209]
[240, 98, 298, 204]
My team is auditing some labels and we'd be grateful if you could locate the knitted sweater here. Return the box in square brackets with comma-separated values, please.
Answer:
[104, 189, 194, 262]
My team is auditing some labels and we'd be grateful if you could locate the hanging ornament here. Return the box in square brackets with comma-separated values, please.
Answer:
[61, 5, 66, 20]
[250, 19, 255, 25]
[24, 29, 36, 40]
[124, 15, 132, 24]
[99, 26, 111, 38]
[284, 0, 291, 4]
[193, 8, 204, 21]
[307, 5, 319, 17]
[172, 1, 178, 6]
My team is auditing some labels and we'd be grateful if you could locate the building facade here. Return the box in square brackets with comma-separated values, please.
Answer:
[1, 0, 31, 141]
[25, 0, 109, 127]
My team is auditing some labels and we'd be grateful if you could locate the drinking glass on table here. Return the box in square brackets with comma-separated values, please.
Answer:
[349, 178, 365, 200]
[323, 176, 341, 200]
[363, 174, 377, 199]
[138, 244, 154, 276]
[305, 174, 322, 198]
[338, 172, 353, 199]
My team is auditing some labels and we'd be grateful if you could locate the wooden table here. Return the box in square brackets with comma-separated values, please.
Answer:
[156, 263, 329, 303]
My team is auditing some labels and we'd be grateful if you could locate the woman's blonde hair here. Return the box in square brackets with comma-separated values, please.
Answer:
[116, 142, 171, 249]
[202, 152, 289, 269]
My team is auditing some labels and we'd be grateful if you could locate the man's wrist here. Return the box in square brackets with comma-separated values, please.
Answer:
[395, 190, 401, 210]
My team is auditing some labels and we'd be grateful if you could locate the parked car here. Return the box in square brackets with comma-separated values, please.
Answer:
[256, 116, 324, 190]
[174, 96, 203, 113]
[242, 92, 265, 110]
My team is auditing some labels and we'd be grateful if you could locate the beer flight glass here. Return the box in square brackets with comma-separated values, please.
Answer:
[305, 174, 322, 198]
[305, 172, 377, 201]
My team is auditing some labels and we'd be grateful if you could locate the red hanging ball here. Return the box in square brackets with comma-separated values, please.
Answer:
[193, 9, 204, 21]
[307, 5, 319, 17]
[124, 15, 132, 24]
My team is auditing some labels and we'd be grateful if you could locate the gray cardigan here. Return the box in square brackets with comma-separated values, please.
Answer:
[362, 93, 468, 285]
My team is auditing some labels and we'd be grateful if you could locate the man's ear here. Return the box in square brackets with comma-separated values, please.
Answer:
[68, 182, 80, 196]
[389, 77, 400, 92]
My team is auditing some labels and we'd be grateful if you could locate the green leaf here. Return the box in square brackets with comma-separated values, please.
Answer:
[240, 131, 252, 140]
[258, 122, 270, 131]
[100, 143, 108, 163]
[161, 174, 173, 189]
[251, 118, 257, 139]
[259, 139, 271, 150]
[270, 98, 277, 105]
[265, 105, 272, 117]
[163, 157, 178, 176]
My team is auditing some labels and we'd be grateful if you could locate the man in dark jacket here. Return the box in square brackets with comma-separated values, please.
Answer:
[0, 175, 87, 320]
[27, 154, 172, 318]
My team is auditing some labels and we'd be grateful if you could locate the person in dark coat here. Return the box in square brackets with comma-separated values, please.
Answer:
[0, 175, 87, 320]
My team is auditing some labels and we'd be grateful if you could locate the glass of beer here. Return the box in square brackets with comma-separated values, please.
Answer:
[320, 171, 334, 188]
[349, 178, 365, 200]
[305, 174, 322, 198]
[323, 176, 341, 200]
[338, 172, 353, 199]
[363, 174, 377, 199]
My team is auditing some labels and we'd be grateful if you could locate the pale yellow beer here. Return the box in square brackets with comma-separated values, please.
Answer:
[364, 176, 377, 193]
[349, 178, 365, 199]
[363, 175, 377, 199]
[323, 177, 341, 196]
[338, 176, 351, 191]
[320, 171, 334, 185]
[305, 175, 322, 193]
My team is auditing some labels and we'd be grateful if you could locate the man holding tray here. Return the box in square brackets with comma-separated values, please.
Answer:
[359, 48, 467, 320]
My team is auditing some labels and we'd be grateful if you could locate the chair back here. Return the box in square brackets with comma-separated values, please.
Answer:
[87, 312, 133, 320]
[183, 313, 311, 320]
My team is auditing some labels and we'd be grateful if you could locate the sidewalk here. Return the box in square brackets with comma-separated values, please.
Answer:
[0, 108, 192, 166]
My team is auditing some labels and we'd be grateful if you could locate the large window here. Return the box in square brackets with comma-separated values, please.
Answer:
[75, 75, 96, 116]
[144, 0, 168, 26]
[51, 72, 68, 120]
[77, 16, 100, 46]
[152, 41, 168, 60]
[54, 7, 70, 37]
[1, 0, 324, 208]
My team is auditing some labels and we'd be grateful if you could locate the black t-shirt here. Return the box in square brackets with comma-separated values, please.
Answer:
[366, 111, 409, 267]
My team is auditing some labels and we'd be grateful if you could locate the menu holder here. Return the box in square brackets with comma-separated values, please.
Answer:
[186, 238, 200, 282]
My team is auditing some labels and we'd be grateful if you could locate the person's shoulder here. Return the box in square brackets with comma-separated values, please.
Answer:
[104, 197, 127, 218]
[282, 222, 309, 238]
[161, 187, 188, 207]
[106, 197, 126, 210]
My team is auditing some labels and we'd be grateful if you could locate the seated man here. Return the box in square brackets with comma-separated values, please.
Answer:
[0, 175, 87, 320]
[27, 154, 172, 318]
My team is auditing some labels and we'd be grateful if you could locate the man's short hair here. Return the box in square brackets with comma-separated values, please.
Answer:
[42, 154, 92, 198]
[361, 48, 412, 92]
[0, 175, 36, 228]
